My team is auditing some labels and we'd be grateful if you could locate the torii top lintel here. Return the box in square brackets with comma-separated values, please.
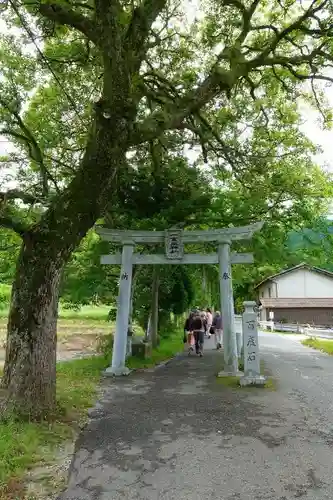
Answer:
[95, 222, 264, 244]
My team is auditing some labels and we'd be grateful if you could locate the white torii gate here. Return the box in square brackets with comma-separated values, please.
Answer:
[96, 222, 263, 376]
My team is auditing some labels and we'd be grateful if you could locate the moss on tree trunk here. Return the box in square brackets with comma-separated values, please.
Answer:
[1, 233, 62, 419]
[1, 108, 131, 420]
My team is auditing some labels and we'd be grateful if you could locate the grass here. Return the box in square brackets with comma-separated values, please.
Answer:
[216, 375, 276, 390]
[0, 304, 112, 322]
[126, 332, 183, 370]
[216, 359, 276, 390]
[302, 337, 333, 354]
[0, 355, 110, 498]
[56, 355, 110, 416]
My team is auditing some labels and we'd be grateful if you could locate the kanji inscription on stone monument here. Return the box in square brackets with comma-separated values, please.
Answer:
[247, 335, 256, 347]
[243, 316, 260, 377]
[240, 301, 266, 386]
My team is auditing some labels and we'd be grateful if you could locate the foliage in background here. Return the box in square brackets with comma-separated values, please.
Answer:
[2, 216, 333, 319]
[0, 285, 11, 311]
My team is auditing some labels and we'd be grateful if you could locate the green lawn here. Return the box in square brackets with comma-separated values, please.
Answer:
[302, 337, 333, 354]
[0, 304, 112, 321]
[215, 360, 275, 390]
[0, 355, 110, 498]
[126, 333, 183, 369]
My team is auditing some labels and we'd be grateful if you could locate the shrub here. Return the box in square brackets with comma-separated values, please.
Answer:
[107, 308, 117, 322]
[0, 284, 11, 310]
[62, 301, 81, 311]
[97, 333, 113, 359]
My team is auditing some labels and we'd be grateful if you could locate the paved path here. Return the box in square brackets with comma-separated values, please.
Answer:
[59, 333, 333, 500]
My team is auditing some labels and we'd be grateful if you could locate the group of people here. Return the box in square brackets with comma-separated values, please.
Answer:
[183, 308, 223, 357]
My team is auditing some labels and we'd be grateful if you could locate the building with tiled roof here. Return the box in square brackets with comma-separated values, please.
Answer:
[255, 264, 333, 326]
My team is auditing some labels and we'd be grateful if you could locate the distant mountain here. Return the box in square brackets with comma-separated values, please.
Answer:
[287, 219, 333, 251]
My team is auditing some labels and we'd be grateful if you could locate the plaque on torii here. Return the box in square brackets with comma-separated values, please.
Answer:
[165, 229, 183, 260]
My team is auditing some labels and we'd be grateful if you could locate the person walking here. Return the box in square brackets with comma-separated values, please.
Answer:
[212, 311, 223, 350]
[190, 310, 205, 357]
[206, 308, 213, 339]
[184, 313, 195, 354]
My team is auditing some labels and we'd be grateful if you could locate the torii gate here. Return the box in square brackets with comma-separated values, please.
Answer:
[96, 222, 263, 376]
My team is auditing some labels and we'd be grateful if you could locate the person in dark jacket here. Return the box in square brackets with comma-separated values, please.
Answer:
[184, 313, 194, 353]
[190, 311, 205, 356]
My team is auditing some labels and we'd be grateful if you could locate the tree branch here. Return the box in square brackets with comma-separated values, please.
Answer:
[38, 2, 97, 43]
[126, 0, 331, 146]
[0, 97, 61, 196]
[0, 189, 40, 205]
[0, 215, 29, 236]
[125, 0, 168, 59]
[224, 0, 261, 44]
[130, 67, 232, 144]
[251, 0, 329, 63]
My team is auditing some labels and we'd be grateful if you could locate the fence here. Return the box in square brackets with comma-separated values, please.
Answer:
[258, 320, 333, 339]
[235, 314, 242, 332]
[235, 314, 243, 356]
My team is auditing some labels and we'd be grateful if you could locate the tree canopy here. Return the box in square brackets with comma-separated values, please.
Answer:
[0, 0, 333, 226]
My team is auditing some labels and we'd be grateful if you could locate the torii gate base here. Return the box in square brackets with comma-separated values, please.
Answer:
[96, 223, 263, 377]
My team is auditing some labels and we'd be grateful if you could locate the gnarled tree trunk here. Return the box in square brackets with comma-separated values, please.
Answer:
[2, 232, 63, 419]
[1, 102, 131, 419]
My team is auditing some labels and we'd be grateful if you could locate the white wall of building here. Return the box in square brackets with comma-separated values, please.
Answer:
[259, 269, 333, 298]
[258, 281, 277, 299]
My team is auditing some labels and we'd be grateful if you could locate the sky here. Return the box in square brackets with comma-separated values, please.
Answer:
[299, 94, 333, 171]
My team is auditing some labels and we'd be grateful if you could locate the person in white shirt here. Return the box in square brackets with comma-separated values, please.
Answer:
[206, 308, 213, 339]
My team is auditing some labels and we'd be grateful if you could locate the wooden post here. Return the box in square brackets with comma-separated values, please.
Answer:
[240, 301, 265, 386]
[218, 241, 238, 375]
[150, 266, 159, 347]
[235, 315, 243, 357]
[105, 242, 134, 376]
[126, 266, 138, 358]
[145, 313, 151, 341]
[128, 266, 137, 331]
[202, 265, 206, 303]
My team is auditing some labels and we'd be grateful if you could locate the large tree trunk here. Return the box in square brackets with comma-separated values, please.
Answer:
[1, 98, 132, 419]
[1, 233, 63, 419]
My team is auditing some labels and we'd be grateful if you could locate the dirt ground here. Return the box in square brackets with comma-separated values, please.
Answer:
[0, 319, 112, 368]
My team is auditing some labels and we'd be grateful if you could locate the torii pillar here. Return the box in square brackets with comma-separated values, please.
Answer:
[218, 240, 238, 374]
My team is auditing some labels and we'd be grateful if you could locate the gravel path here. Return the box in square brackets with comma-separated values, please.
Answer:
[59, 333, 333, 500]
